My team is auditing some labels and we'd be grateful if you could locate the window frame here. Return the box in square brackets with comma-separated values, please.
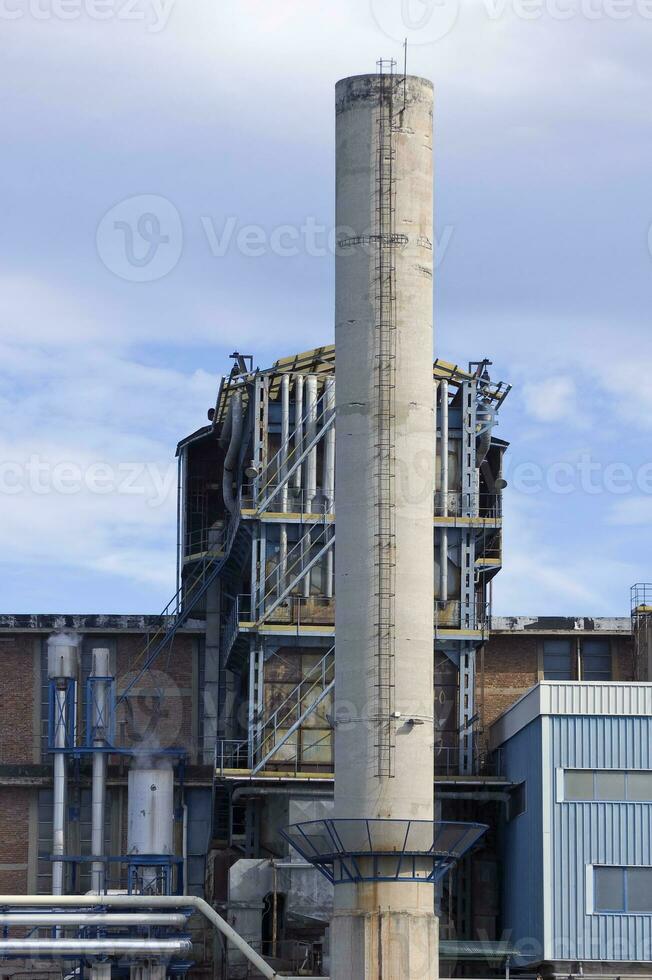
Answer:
[592, 866, 652, 915]
[563, 769, 652, 803]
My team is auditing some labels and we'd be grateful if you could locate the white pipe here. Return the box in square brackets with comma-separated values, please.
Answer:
[182, 798, 188, 897]
[304, 375, 318, 512]
[91, 648, 110, 895]
[323, 378, 335, 598]
[0, 939, 192, 956]
[440, 381, 449, 605]
[280, 375, 290, 588]
[52, 687, 67, 898]
[323, 377, 335, 511]
[0, 913, 188, 926]
[440, 380, 449, 517]
[0, 894, 325, 980]
[293, 375, 304, 493]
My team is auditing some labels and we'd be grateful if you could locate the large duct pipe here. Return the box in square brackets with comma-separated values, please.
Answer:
[47, 633, 79, 899]
[0, 938, 192, 956]
[334, 73, 437, 978]
[439, 381, 449, 607]
[90, 647, 110, 894]
[323, 377, 336, 597]
[280, 374, 290, 587]
[0, 912, 188, 926]
[304, 375, 318, 512]
[221, 391, 243, 515]
[292, 375, 304, 493]
[0, 894, 323, 980]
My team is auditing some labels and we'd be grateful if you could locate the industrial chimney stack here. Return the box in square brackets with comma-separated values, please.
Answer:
[332, 70, 437, 978]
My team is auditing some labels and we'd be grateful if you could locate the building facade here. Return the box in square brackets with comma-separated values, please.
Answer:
[492, 682, 652, 972]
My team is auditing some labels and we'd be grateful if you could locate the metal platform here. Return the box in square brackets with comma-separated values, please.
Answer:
[280, 818, 487, 884]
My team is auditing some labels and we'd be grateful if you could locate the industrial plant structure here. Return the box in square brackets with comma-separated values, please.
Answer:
[1, 66, 651, 980]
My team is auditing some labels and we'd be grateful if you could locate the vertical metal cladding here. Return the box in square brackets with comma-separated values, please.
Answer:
[334, 72, 435, 828]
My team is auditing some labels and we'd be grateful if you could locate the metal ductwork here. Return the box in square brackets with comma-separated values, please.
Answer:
[221, 390, 243, 514]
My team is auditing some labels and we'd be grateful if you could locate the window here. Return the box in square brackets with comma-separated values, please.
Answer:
[594, 867, 652, 913]
[565, 770, 652, 802]
[543, 639, 573, 680]
[581, 638, 612, 681]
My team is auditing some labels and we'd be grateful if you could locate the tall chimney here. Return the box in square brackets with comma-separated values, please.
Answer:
[333, 70, 437, 978]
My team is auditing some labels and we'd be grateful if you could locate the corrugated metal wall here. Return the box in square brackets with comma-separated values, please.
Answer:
[548, 714, 652, 963]
[501, 718, 545, 962]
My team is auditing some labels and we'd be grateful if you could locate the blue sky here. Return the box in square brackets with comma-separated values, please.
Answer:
[0, 0, 650, 616]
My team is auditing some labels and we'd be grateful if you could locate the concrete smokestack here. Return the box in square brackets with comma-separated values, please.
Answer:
[333, 71, 437, 979]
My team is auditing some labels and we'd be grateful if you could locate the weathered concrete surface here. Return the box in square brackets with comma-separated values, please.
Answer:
[331, 906, 438, 980]
[333, 73, 437, 979]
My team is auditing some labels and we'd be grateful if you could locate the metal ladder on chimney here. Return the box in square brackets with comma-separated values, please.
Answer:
[373, 60, 398, 779]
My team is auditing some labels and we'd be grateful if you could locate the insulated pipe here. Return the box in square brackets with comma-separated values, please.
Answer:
[323, 377, 336, 511]
[280, 375, 290, 588]
[304, 375, 318, 512]
[292, 375, 304, 494]
[323, 379, 336, 598]
[0, 939, 192, 957]
[222, 392, 243, 515]
[47, 633, 79, 899]
[90, 647, 110, 895]
[0, 913, 188, 927]
[0, 895, 324, 980]
[440, 381, 449, 607]
[52, 688, 67, 898]
[302, 375, 319, 598]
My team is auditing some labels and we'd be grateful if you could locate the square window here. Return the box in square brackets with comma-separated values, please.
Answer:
[543, 640, 573, 680]
[595, 771, 626, 801]
[565, 770, 594, 801]
[628, 773, 652, 802]
[582, 639, 612, 681]
[627, 869, 652, 913]
[595, 867, 625, 912]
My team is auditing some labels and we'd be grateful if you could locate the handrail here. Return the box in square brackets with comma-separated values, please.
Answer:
[117, 511, 241, 706]
[257, 398, 334, 500]
[253, 645, 335, 761]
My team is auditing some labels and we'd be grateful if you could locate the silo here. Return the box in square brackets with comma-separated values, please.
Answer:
[333, 71, 437, 978]
[128, 765, 175, 893]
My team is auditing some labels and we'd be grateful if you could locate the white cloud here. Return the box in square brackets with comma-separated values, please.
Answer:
[521, 375, 582, 425]
[608, 497, 652, 526]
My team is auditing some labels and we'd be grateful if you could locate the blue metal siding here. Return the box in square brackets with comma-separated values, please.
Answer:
[501, 717, 545, 963]
[549, 715, 652, 962]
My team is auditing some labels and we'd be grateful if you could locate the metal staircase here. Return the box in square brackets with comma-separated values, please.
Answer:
[256, 399, 335, 516]
[117, 512, 242, 706]
[256, 522, 335, 625]
[218, 646, 335, 774]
